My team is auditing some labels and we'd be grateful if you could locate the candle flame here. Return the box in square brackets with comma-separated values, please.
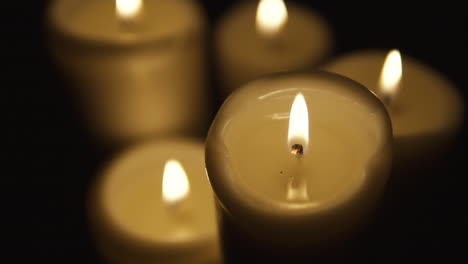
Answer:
[288, 93, 309, 155]
[162, 159, 190, 207]
[256, 0, 288, 37]
[378, 49, 402, 103]
[116, 0, 143, 20]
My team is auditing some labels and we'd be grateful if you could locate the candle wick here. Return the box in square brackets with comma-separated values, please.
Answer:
[259, 33, 284, 50]
[119, 18, 143, 34]
[116, 1, 145, 34]
[290, 144, 304, 157]
[166, 199, 191, 220]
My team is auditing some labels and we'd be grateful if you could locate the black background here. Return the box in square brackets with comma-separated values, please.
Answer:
[4, 0, 466, 263]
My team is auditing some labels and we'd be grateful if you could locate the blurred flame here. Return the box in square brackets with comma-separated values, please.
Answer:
[116, 0, 143, 20]
[162, 159, 190, 207]
[256, 0, 288, 37]
[288, 93, 309, 153]
[378, 49, 402, 101]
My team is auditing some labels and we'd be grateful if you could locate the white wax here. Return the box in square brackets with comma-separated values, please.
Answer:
[90, 139, 220, 264]
[215, 1, 333, 94]
[323, 50, 464, 171]
[206, 72, 393, 248]
[48, 0, 207, 145]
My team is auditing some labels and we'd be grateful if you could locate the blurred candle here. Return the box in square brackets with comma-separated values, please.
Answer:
[323, 50, 464, 174]
[205, 72, 392, 262]
[48, 0, 207, 145]
[215, 0, 333, 95]
[90, 139, 220, 264]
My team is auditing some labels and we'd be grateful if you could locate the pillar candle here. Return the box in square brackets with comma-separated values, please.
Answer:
[205, 71, 392, 262]
[48, 0, 207, 145]
[215, 0, 333, 95]
[323, 50, 464, 173]
[89, 139, 220, 264]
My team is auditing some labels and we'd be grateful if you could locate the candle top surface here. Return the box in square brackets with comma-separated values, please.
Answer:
[49, 0, 203, 45]
[323, 50, 464, 138]
[97, 139, 217, 247]
[216, 1, 333, 71]
[206, 72, 392, 218]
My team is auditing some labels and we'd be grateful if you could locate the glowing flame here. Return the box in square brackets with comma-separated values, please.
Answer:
[162, 159, 190, 207]
[378, 49, 402, 103]
[116, 0, 143, 20]
[288, 93, 309, 155]
[256, 0, 288, 37]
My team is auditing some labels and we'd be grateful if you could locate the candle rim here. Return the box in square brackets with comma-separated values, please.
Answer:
[48, 0, 206, 48]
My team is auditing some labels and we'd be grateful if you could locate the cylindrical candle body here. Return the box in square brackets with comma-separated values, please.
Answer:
[323, 51, 464, 243]
[205, 72, 393, 262]
[323, 50, 464, 175]
[89, 139, 220, 264]
[48, 0, 207, 145]
[215, 1, 333, 95]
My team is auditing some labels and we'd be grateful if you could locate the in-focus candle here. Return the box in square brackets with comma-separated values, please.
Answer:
[205, 71, 392, 262]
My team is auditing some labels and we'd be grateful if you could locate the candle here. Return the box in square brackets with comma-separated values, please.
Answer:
[48, 0, 207, 145]
[205, 71, 393, 262]
[323, 50, 464, 174]
[215, 0, 333, 95]
[89, 139, 220, 264]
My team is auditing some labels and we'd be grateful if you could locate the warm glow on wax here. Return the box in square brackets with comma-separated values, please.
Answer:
[162, 159, 190, 207]
[378, 49, 402, 103]
[116, 0, 143, 20]
[256, 0, 288, 37]
[288, 93, 309, 154]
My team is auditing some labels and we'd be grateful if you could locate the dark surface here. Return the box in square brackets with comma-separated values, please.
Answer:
[4, 0, 466, 263]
